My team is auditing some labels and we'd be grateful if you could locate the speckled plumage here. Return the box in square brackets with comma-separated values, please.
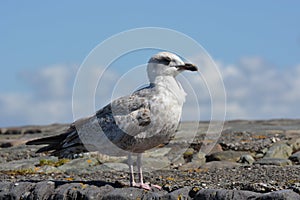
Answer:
[27, 52, 197, 189]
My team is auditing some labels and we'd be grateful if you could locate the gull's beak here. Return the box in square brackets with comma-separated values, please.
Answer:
[176, 63, 198, 71]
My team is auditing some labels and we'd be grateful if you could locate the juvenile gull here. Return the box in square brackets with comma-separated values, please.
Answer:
[26, 52, 198, 189]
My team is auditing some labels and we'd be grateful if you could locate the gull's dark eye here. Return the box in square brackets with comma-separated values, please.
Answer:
[160, 57, 172, 65]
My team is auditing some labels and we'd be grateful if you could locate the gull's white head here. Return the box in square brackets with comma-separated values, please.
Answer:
[147, 52, 197, 83]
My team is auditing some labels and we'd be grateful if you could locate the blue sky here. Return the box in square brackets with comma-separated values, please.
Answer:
[0, 1, 300, 126]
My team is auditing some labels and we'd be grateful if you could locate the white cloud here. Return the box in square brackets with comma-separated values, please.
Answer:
[0, 57, 299, 126]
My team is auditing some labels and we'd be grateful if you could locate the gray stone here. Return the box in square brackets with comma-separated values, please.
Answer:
[288, 138, 300, 152]
[289, 151, 300, 163]
[161, 186, 192, 200]
[94, 152, 127, 163]
[239, 154, 255, 164]
[206, 150, 248, 162]
[97, 163, 129, 172]
[254, 158, 292, 166]
[0, 157, 40, 171]
[144, 147, 172, 158]
[52, 182, 115, 200]
[0, 182, 36, 200]
[27, 181, 55, 200]
[194, 189, 260, 200]
[200, 161, 241, 169]
[194, 189, 300, 200]
[57, 157, 99, 172]
[37, 165, 62, 174]
[102, 187, 161, 200]
[141, 157, 171, 171]
[259, 189, 300, 200]
[264, 142, 293, 159]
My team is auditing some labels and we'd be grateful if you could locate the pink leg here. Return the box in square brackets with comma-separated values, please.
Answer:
[136, 154, 161, 190]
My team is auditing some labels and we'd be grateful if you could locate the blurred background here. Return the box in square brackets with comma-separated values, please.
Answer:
[1, 1, 299, 126]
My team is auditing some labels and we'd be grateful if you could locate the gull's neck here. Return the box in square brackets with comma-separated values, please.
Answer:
[151, 76, 186, 105]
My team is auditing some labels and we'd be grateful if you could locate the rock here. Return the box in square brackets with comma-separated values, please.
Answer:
[200, 161, 241, 169]
[51, 182, 115, 200]
[0, 182, 36, 199]
[264, 142, 293, 159]
[288, 138, 300, 152]
[194, 189, 300, 200]
[254, 158, 292, 166]
[161, 186, 192, 200]
[289, 151, 300, 163]
[97, 163, 129, 172]
[179, 152, 206, 170]
[27, 181, 55, 200]
[57, 157, 99, 173]
[144, 147, 172, 158]
[183, 148, 194, 162]
[259, 189, 300, 200]
[37, 165, 62, 174]
[206, 150, 248, 162]
[194, 189, 260, 200]
[208, 143, 223, 154]
[94, 152, 127, 163]
[0, 139, 31, 148]
[141, 157, 170, 171]
[238, 154, 255, 164]
[101, 187, 161, 200]
[0, 157, 40, 171]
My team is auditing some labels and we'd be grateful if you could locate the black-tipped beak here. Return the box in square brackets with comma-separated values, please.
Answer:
[176, 63, 198, 71]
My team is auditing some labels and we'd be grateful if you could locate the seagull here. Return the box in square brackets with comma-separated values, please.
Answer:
[26, 52, 198, 190]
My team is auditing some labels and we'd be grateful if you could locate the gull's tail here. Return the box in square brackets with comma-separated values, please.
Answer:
[26, 125, 88, 159]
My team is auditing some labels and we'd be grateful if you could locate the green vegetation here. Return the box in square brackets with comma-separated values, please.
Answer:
[38, 158, 70, 167]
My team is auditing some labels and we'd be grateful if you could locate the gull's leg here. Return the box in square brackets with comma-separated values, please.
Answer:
[128, 153, 135, 187]
[137, 153, 162, 190]
[136, 153, 151, 190]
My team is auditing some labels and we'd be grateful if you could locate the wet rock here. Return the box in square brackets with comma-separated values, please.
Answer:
[264, 142, 293, 159]
[254, 158, 292, 166]
[206, 150, 248, 162]
[289, 151, 300, 163]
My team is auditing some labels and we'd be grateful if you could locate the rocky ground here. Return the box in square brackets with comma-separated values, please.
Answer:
[0, 119, 300, 199]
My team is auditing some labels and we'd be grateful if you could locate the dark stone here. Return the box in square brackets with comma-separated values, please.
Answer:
[259, 189, 300, 200]
[206, 151, 248, 162]
[28, 181, 55, 200]
[194, 189, 259, 200]
[289, 151, 300, 163]
[194, 189, 300, 200]
[254, 158, 292, 166]
[161, 187, 192, 200]
[102, 187, 161, 200]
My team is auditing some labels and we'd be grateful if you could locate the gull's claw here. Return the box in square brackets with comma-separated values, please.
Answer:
[132, 182, 161, 190]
